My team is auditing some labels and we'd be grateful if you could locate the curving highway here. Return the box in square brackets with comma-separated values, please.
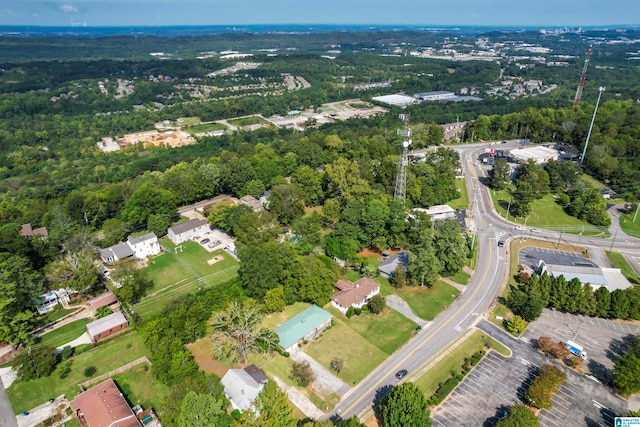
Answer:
[328, 141, 640, 421]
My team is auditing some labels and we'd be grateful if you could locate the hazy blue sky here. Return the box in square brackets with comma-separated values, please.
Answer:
[1, 0, 638, 27]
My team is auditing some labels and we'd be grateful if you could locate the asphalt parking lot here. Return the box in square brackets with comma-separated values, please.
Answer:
[523, 309, 640, 382]
[519, 247, 594, 270]
[196, 228, 234, 252]
[430, 320, 627, 427]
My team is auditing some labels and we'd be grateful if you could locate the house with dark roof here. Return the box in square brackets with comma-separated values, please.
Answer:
[377, 251, 409, 280]
[221, 365, 268, 411]
[100, 241, 134, 265]
[86, 311, 128, 342]
[71, 378, 141, 427]
[167, 218, 209, 244]
[275, 305, 332, 352]
[331, 277, 380, 314]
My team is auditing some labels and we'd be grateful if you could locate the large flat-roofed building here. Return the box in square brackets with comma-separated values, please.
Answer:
[71, 378, 141, 427]
[371, 94, 417, 108]
[86, 311, 128, 342]
[413, 91, 457, 101]
[539, 261, 632, 292]
[509, 146, 559, 164]
[413, 205, 456, 222]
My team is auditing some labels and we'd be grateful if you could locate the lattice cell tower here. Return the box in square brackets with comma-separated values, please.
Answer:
[394, 114, 412, 204]
[573, 46, 592, 106]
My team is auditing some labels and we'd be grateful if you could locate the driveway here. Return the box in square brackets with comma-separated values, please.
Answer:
[0, 366, 17, 389]
[15, 395, 68, 427]
[0, 375, 17, 427]
[385, 294, 428, 326]
[290, 348, 350, 397]
[272, 375, 324, 420]
[56, 332, 92, 352]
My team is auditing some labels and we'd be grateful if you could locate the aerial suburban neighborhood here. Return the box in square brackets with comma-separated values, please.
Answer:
[1, 6, 640, 427]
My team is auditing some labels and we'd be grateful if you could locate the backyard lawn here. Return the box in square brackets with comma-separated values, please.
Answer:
[414, 330, 510, 397]
[37, 319, 89, 348]
[395, 281, 460, 320]
[135, 240, 239, 318]
[41, 307, 79, 324]
[112, 364, 171, 418]
[262, 302, 310, 329]
[304, 318, 388, 385]
[8, 332, 148, 414]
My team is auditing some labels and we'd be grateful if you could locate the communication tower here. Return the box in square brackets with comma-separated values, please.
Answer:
[394, 114, 411, 204]
[573, 46, 592, 106]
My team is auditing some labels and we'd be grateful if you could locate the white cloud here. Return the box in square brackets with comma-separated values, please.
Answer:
[60, 4, 79, 13]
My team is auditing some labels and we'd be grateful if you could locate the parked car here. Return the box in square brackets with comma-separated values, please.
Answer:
[208, 240, 221, 248]
[395, 369, 408, 379]
[200, 238, 210, 244]
[497, 240, 505, 247]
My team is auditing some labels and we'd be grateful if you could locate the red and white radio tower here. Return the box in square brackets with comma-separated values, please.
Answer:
[573, 46, 592, 106]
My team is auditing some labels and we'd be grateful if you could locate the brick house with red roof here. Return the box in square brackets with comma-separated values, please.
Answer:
[71, 378, 141, 427]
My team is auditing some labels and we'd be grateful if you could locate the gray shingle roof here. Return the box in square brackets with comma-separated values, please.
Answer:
[168, 218, 208, 235]
[87, 311, 128, 338]
[100, 241, 134, 261]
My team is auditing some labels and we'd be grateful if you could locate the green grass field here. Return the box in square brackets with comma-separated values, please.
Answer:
[186, 122, 227, 133]
[112, 364, 170, 418]
[262, 302, 310, 329]
[448, 179, 469, 210]
[414, 330, 509, 397]
[37, 319, 89, 348]
[304, 317, 388, 385]
[395, 281, 460, 320]
[606, 251, 640, 283]
[228, 116, 268, 127]
[325, 305, 416, 355]
[620, 212, 640, 238]
[135, 240, 239, 318]
[41, 307, 79, 324]
[8, 332, 148, 414]
[447, 269, 471, 285]
[491, 189, 608, 236]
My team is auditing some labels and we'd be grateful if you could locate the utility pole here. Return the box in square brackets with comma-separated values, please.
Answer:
[506, 198, 512, 220]
[609, 229, 618, 252]
[557, 226, 564, 249]
[580, 86, 606, 165]
[633, 202, 640, 222]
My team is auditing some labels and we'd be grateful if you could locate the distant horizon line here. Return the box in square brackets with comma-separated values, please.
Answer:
[1, 23, 639, 29]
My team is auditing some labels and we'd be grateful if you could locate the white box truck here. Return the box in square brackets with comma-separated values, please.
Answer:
[566, 340, 587, 360]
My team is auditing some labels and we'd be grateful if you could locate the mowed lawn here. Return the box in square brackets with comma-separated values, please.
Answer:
[135, 239, 239, 318]
[395, 280, 460, 320]
[448, 178, 469, 210]
[620, 212, 640, 238]
[8, 332, 148, 414]
[112, 364, 171, 419]
[38, 319, 89, 348]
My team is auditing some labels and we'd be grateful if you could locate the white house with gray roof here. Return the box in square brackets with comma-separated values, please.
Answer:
[221, 365, 268, 411]
[167, 218, 209, 244]
[127, 233, 160, 259]
[100, 232, 160, 264]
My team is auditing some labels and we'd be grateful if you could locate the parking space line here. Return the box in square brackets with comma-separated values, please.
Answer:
[542, 408, 565, 422]
[539, 412, 562, 427]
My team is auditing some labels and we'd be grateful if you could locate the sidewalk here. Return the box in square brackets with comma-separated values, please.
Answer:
[440, 277, 467, 293]
[272, 375, 324, 420]
[290, 348, 351, 397]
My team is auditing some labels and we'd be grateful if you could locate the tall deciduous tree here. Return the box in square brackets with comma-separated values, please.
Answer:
[210, 301, 278, 364]
[490, 158, 511, 191]
[178, 391, 227, 427]
[495, 405, 539, 427]
[121, 182, 177, 225]
[377, 382, 432, 427]
[613, 336, 640, 395]
[268, 184, 305, 225]
[233, 381, 296, 427]
[45, 249, 100, 294]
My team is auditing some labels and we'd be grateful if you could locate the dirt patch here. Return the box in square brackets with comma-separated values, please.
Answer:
[186, 338, 231, 378]
[207, 255, 224, 265]
[116, 130, 196, 149]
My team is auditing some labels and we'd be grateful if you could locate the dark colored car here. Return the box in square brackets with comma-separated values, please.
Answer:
[395, 369, 408, 380]
[200, 238, 210, 244]
[497, 240, 505, 247]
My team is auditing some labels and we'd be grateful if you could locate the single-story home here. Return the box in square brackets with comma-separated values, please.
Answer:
[275, 305, 332, 352]
[239, 195, 264, 212]
[33, 291, 60, 315]
[20, 223, 48, 239]
[88, 292, 118, 310]
[539, 260, 632, 292]
[378, 251, 409, 280]
[331, 277, 381, 314]
[100, 241, 134, 265]
[221, 365, 268, 411]
[167, 218, 209, 244]
[86, 311, 128, 342]
[100, 232, 161, 265]
[71, 378, 141, 427]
